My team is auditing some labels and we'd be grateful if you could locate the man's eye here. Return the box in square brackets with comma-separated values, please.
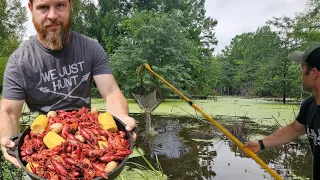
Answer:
[57, 3, 64, 8]
[39, 6, 48, 10]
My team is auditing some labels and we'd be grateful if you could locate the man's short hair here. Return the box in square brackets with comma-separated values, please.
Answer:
[29, 0, 71, 5]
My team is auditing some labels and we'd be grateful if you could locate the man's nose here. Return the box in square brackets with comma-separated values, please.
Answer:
[47, 7, 58, 21]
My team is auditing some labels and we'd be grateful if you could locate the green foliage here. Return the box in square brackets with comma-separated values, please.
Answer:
[0, 36, 20, 57]
[213, 0, 320, 100]
[132, 0, 218, 57]
[102, 10, 127, 54]
[0, 0, 26, 57]
[72, 0, 132, 54]
[70, 0, 218, 98]
[0, 154, 24, 180]
[91, 86, 100, 97]
[215, 25, 302, 98]
[0, 0, 25, 93]
[72, 0, 102, 42]
[111, 11, 199, 97]
[0, 0, 27, 39]
[0, 57, 8, 89]
[291, 1, 320, 49]
[5, 0, 319, 101]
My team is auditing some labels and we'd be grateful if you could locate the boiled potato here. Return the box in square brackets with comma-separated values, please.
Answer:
[91, 108, 98, 114]
[105, 161, 117, 173]
[49, 123, 63, 133]
[47, 111, 57, 117]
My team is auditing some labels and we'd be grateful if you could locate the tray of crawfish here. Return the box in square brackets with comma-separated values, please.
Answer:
[7, 107, 134, 180]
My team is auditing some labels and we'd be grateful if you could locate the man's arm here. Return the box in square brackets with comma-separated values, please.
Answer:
[0, 98, 24, 167]
[244, 120, 305, 153]
[93, 74, 136, 137]
[263, 120, 305, 148]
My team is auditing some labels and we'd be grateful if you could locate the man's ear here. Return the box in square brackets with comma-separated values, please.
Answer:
[316, 69, 320, 80]
[69, 0, 73, 9]
[313, 68, 320, 80]
[28, 2, 33, 12]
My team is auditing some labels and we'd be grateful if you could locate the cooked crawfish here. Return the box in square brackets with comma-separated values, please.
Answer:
[20, 107, 132, 180]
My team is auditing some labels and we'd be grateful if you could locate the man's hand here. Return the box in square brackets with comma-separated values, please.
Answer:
[119, 116, 137, 140]
[243, 141, 261, 154]
[0, 137, 21, 167]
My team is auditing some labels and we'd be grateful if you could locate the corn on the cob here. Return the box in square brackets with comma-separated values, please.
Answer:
[98, 112, 118, 132]
[26, 162, 39, 173]
[31, 115, 49, 133]
[98, 140, 109, 149]
[43, 131, 65, 149]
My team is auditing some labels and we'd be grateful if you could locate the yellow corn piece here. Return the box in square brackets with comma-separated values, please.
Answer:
[100, 136, 107, 140]
[43, 131, 65, 149]
[98, 140, 109, 149]
[98, 112, 118, 132]
[26, 162, 39, 173]
[31, 115, 49, 133]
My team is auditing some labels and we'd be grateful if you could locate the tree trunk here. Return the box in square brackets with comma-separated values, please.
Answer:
[282, 56, 287, 104]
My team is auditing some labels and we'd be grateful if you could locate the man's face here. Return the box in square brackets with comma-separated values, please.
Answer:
[29, 0, 72, 51]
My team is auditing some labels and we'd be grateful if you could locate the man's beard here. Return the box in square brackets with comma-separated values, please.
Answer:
[33, 13, 71, 51]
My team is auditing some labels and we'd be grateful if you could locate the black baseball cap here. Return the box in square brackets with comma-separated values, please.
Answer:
[288, 43, 320, 70]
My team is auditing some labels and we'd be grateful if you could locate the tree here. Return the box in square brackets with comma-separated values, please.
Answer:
[111, 11, 198, 97]
[123, 0, 218, 96]
[267, 16, 300, 103]
[99, 0, 132, 54]
[134, 0, 218, 57]
[72, 0, 102, 42]
[0, 0, 27, 89]
[215, 26, 295, 97]
[291, 0, 320, 49]
[0, 0, 27, 56]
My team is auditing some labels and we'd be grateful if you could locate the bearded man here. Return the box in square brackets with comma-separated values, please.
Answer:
[0, 0, 136, 167]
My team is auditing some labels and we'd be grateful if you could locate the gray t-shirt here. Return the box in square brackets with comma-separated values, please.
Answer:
[2, 32, 111, 113]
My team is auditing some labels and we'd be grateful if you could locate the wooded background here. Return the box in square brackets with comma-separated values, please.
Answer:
[1, 0, 320, 103]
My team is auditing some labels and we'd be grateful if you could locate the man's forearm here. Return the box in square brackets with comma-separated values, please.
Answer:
[0, 110, 19, 139]
[105, 89, 129, 118]
[262, 122, 305, 148]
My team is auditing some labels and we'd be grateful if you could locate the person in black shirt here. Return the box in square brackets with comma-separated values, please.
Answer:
[244, 43, 320, 180]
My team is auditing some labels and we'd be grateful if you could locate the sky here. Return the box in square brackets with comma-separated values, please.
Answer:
[22, 0, 308, 54]
[205, 0, 308, 53]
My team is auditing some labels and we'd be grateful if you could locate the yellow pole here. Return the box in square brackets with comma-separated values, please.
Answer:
[142, 63, 283, 180]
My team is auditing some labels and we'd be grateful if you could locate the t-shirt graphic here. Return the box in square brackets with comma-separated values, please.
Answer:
[38, 61, 90, 112]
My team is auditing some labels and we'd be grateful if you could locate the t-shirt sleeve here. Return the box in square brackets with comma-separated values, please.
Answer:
[92, 41, 112, 76]
[2, 55, 25, 100]
[296, 98, 309, 125]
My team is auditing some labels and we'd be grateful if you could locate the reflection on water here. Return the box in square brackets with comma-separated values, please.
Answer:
[153, 130, 189, 158]
[131, 114, 312, 180]
[152, 119, 190, 158]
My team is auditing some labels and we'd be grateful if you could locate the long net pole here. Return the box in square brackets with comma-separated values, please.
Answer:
[141, 64, 283, 180]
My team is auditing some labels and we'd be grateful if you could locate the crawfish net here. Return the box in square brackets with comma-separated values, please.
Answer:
[132, 89, 162, 135]
[132, 89, 162, 113]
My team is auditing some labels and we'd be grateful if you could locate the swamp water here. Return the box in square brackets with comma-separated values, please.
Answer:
[128, 114, 312, 180]
[115, 97, 312, 180]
